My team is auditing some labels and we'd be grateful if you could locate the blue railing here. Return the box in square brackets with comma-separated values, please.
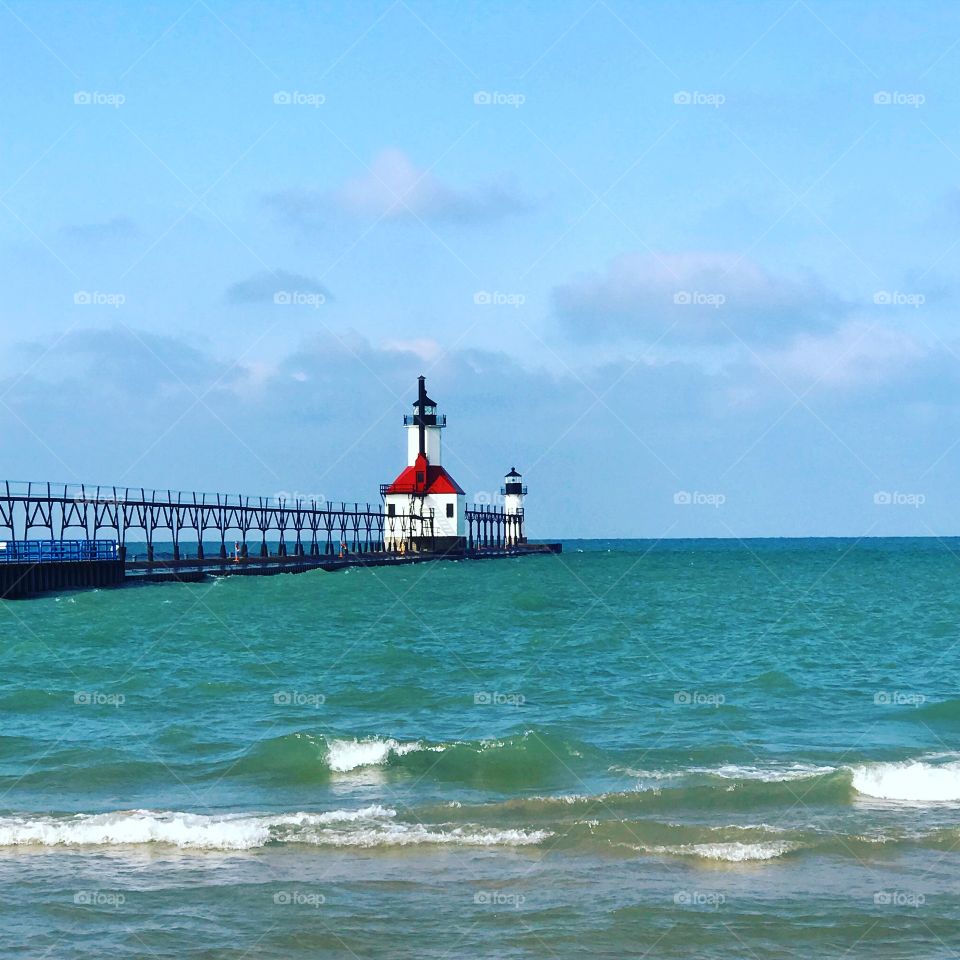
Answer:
[0, 540, 118, 563]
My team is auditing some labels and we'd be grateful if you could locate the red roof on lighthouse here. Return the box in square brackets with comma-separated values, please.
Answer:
[384, 452, 465, 496]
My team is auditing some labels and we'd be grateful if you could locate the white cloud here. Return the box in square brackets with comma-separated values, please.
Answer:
[554, 252, 847, 344]
[380, 337, 443, 361]
[265, 148, 529, 228]
[756, 321, 926, 389]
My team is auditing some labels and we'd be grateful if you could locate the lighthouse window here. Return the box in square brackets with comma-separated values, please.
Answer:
[416, 471, 425, 483]
[446, 503, 454, 518]
[387, 504, 396, 516]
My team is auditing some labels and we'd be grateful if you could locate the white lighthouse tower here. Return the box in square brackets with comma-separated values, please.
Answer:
[502, 467, 526, 514]
[501, 467, 526, 544]
[405, 379, 443, 467]
[382, 376, 466, 551]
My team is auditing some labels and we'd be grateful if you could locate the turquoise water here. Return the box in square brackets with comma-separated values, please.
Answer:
[2, 538, 960, 957]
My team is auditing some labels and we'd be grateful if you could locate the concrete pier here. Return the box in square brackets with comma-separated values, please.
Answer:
[0, 559, 125, 599]
[125, 543, 562, 586]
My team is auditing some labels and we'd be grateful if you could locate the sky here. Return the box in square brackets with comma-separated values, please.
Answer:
[1, 0, 959, 538]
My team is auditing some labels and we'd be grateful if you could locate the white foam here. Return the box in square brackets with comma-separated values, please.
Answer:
[614, 763, 836, 784]
[326, 738, 403, 771]
[324, 737, 449, 772]
[306, 805, 396, 823]
[610, 766, 684, 781]
[0, 807, 546, 850]
[322, 733, 539, 777]
[301, 824, 550, 848]
[0, 806, 396, 850]
[642, 841, 799, 862]
[0, 810, 270, 849]
[708, 764, 836, 782]
[850, 761, 960, 803]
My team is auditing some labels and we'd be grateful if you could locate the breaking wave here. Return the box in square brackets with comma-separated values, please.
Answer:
[0, 807, 549, 851]
[849, 760, 960, 803]
[612, 757, 960, 806]
[232, 730, 591, 788]
[635, 841, 800, 862]
[325, 738, 430, 772]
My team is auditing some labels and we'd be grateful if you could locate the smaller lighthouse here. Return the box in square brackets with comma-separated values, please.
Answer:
[502, 467, 526, 514]
[501, 467, 527, 545]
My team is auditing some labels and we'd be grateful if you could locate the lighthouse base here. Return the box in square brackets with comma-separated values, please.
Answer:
[412, 536, 466, 554]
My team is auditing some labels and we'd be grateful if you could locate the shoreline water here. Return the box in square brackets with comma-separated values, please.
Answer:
[2, 539, 959, 956]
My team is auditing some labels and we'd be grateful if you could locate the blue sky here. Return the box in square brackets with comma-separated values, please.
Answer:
[2, 0, 960, 537]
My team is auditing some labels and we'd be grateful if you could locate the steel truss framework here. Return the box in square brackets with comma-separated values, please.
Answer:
[0, 483, 524, 559]
[466, 505, 525, 549]
[0, 483, 405, 560]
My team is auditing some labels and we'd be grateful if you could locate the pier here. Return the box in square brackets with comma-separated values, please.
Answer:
[0, 481, 559, 597]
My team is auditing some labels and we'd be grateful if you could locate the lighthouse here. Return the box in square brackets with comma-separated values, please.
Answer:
[502, 467, 526, 515]
[501, 467, 527, 545]
[381, 376, 466, 551]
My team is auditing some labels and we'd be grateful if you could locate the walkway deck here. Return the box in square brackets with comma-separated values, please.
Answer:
[124, 543, 562, 585]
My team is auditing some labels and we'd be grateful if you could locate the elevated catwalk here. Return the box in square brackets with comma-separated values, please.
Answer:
[0, 483, 560, 597]
[125, 542, 562, 586]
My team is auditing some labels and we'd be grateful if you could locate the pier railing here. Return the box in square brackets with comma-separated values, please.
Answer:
[0, 539, 118, 563]
[0, 481, 525, 560]
[465, 505, 525, 550]
[0, 481, 433, 561]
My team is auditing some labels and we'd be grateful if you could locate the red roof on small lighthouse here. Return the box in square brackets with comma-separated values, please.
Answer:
[384, 452, 465, 496]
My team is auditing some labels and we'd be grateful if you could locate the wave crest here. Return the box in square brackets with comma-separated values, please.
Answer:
[0, 807, 548, 850]
[637, 840, 800, 862]
[234, 730, 589, 789]
[851, 760, 960, 803]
